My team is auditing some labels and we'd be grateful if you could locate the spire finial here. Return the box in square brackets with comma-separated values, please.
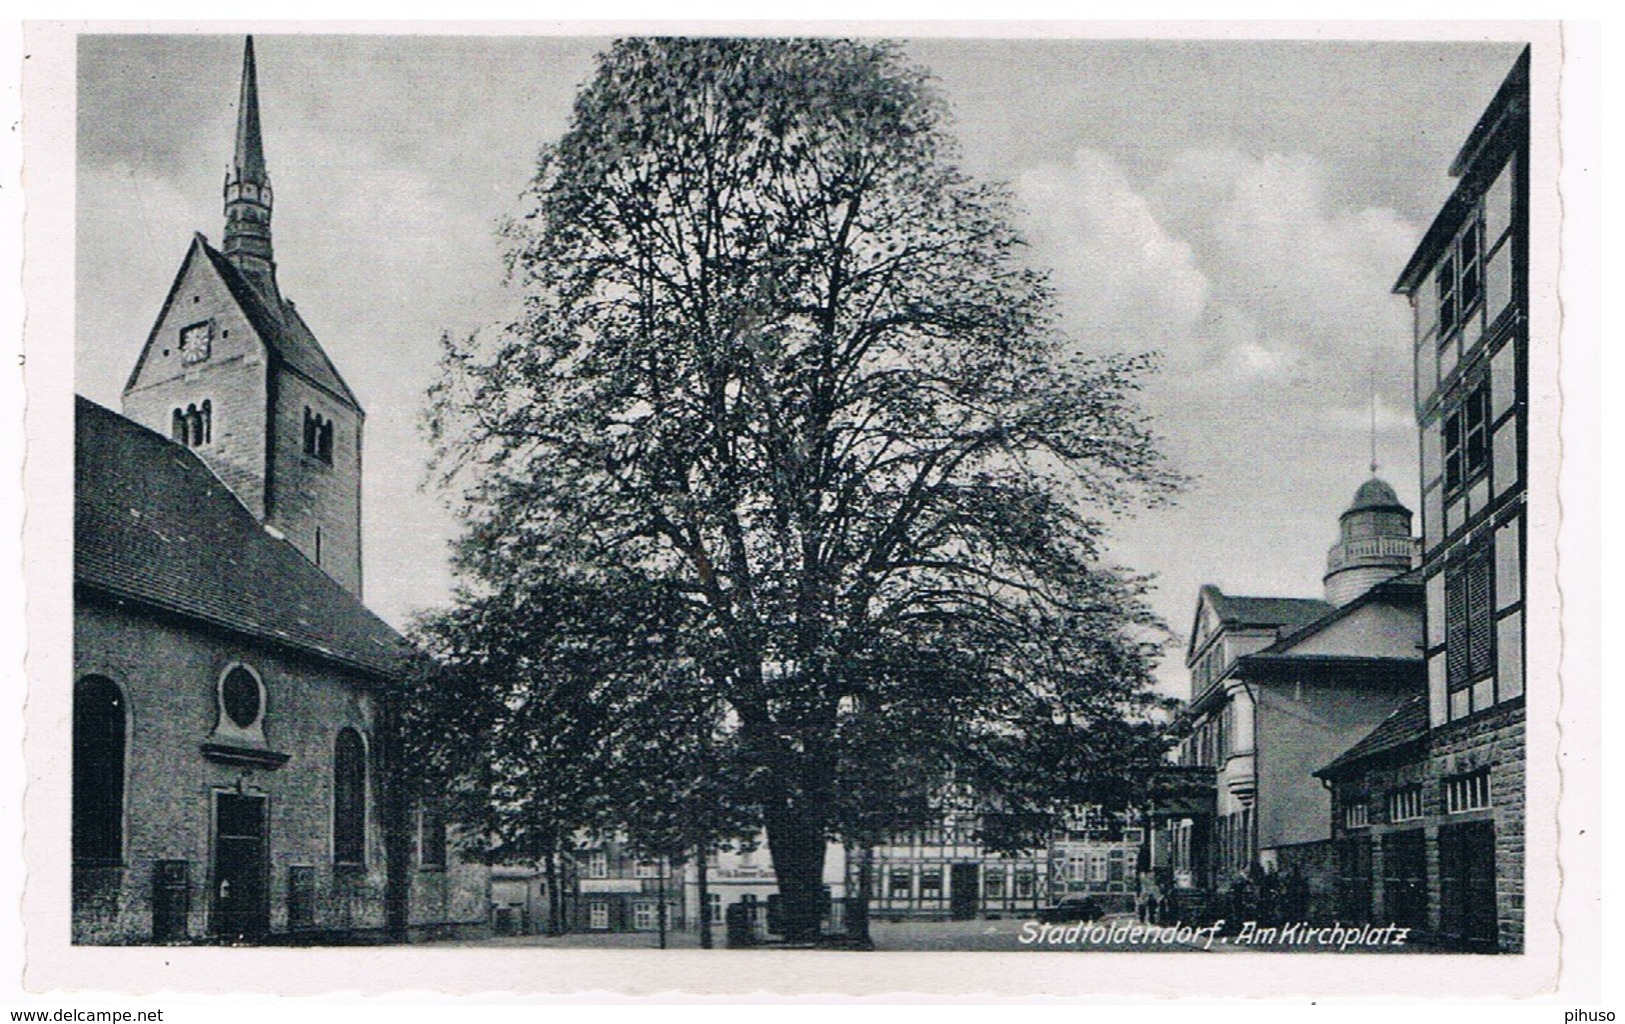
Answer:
[222, 36, 277, 297]
[1369, 360, 1378, 476]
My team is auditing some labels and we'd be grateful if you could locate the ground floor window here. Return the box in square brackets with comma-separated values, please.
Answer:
[589, 901, 609, 930]
[1015, 870, 1035, 899]
[919, 869, 942, 899]
[984, 868, 1005, 900]
[633, 902, 657, 931]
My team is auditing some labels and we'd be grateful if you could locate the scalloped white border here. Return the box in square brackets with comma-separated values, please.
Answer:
[10, 17, 1598, 1002]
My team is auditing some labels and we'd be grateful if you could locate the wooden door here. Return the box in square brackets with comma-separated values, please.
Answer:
[1438, 820, 1497, 948]
[1381, 830, 1428, 932]
[211, 793, 268, 941]
[950, 862, 979, 920]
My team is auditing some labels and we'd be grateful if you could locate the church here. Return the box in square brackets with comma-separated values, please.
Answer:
[73, 37, 487, 944]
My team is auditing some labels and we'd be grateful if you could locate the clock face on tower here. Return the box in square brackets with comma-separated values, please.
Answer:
[179, 320, 212, 365]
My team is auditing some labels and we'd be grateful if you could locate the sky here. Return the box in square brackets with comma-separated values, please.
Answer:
[74, 31, 1528, 697]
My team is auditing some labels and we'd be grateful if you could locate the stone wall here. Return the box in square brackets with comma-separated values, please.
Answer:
[267, 367, 364, 597]
[74, 598, 388, 943]
[123, 248, 270, 519]
[1326, 699, 1524, 951]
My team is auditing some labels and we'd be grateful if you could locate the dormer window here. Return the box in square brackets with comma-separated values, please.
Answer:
[303, 407, 334, 464]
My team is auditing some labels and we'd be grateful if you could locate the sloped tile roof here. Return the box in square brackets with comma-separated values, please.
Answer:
[196, 238, 361, 409]
[1204, 587, 1333, 632]
[75, 396, 408, 679]
[1259, 569, 1423, 656]
[1317, 693, 1429, 777]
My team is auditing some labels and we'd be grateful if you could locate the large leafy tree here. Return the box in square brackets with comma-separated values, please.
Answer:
[428, 37, 1179, 942]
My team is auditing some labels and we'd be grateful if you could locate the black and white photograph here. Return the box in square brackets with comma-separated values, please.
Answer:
[14, 20, 1599, 1001]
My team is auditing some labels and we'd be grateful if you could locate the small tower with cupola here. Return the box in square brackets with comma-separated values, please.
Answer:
[1322, 477, 1418, 608]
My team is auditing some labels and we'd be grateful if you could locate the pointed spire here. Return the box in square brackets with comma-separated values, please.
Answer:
[222, 36, 277, 299]
[233, 36, 267, 184]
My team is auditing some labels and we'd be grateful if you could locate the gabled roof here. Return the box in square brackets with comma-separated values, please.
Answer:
[1185, 584, 1333, 665]
[76, 396, 407, 679]
[123, 235, 362, 411]
[1316, 693, 1429, 778]
[1207, 590, 1334, 631]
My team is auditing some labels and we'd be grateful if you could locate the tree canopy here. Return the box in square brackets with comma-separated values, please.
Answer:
[423, 37, 1180, 942]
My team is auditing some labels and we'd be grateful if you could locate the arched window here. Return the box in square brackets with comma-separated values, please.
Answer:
[172, 402, 213, 449]
[333, 728, 366, 865]
[73, 676, 126, 863]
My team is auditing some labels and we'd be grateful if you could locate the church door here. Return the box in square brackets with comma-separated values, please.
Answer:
[211, 793, 269, 941]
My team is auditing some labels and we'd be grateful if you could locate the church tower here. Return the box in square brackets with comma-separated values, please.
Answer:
[121, 37, 366, 598]
[222, 36, 278, 302]
[1322, 477, 1417, 607]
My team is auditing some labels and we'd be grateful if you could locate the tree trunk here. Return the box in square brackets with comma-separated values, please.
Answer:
[697, 847, 713, 949]
[543, 843, 560, 935]
[846, 843, 872, 945]
[763, 804, 827, 944]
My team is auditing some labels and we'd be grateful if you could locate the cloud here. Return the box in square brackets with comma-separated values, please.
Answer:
[1014, 150, 1210, 355]
[1013, 147, 1427, 695]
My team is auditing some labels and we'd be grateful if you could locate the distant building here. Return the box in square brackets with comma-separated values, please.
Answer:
[1160, 479, 1424, 914]
[1322, 47, 1529, 953]
[685, 840, 847, 941]
[851, 795, 1055, 922]
[1046, 807, 1145, 913]
[72, 37, 487, 944]
[573, 840, 684, 934]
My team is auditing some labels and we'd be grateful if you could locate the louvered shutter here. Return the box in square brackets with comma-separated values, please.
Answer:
[1468, 549, 1495, 677]
[1446, 567, 1469, 688]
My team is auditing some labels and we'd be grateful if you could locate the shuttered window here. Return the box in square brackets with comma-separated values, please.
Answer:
[1445, 539, 1496, 719]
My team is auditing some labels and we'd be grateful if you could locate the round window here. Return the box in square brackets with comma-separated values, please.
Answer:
[221, 666, 262, 729]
